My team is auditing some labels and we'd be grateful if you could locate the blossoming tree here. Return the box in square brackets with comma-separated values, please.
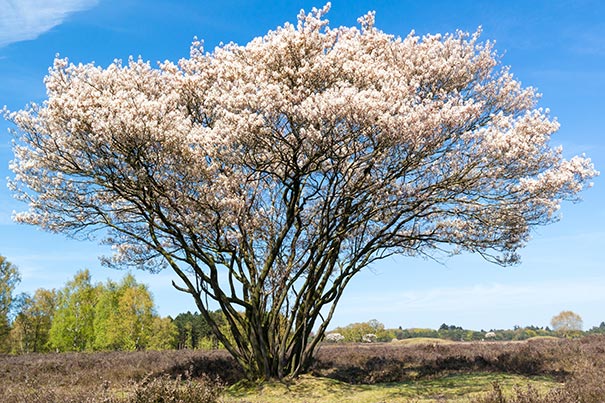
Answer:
[5, 5, 597, 379]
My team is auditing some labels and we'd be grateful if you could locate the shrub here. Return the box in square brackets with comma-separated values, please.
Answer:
[362, 333, 377, 343]
[324, 333, 345, 343]
[130, 373, 223, 403]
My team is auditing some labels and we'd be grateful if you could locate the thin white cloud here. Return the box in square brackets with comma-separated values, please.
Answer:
[0, 0, 99, 48]
[335, 278, 605, 329]
[346, 279, 605, 313]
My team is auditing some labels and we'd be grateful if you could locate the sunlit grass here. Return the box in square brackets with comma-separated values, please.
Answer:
[524, 336, 560, 341]
[391, 337, 456, 346]
[224, 373, 559, 403]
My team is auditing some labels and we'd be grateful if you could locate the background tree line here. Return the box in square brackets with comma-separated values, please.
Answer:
[1, 255, 226, 353]
[3, 254, 604, 354]
[328, 315, 603, 343]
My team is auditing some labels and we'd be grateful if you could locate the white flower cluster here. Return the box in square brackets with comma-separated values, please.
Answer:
[5, 4, 597, 274]
[324, 332, 345, 343]
[362, 333, 377, 343]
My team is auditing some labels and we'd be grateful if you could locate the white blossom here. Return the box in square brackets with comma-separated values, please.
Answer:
[3, 5, 598, 379]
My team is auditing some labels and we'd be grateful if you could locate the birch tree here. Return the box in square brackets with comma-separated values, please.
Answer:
[5, 5, 597, 379]
[49, 270, 98, 351]
[0, 255, 20, 352]
[9, 288, 56, 353]
[93, 274, 155, 350]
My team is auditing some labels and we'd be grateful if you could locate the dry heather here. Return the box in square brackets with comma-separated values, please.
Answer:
[312, 337, 576, 383]
[0, 336, 603, 402]
[0, 349, 237, 403]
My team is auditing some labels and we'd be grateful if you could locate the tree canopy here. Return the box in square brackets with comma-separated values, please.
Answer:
[5, 5, 596, 379]
[49, 270, 99, 351]
[9, 288, 57, 353]
[6, 269, 176, 353]
[551, 310, 583, 335]
[0, 255, 21, 351]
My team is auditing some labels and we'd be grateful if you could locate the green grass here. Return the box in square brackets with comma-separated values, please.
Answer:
[224, 373, 559, 403]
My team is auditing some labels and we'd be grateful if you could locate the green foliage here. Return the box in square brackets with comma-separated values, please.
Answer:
[147, 316, 179, 350]
[43, 270, 172, 352]
[9, 288, 57, 353]
[2, 267, 182, 354]
[0, 255, 21, 352]
[49, 270, 99, 351]
[330, 320, 392, 342]
[93, 279, 121, 350]
[173, 311, 225, 349]
[391, 325, 482, 342]
[93, 274, 155, 350]
[394, 327, 439, 340]
[587, 321, 605, 334]
[384, 324, 559, 343]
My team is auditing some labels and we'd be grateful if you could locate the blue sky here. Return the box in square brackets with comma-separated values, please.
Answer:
[0, 0, 603, 331]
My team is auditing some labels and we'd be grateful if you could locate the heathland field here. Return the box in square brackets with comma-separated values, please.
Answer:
[2, 336, 605, 403]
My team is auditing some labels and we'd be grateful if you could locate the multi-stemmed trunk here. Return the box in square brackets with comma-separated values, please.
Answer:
[165, 227, 361, 380]
[7, 2, 595, 382]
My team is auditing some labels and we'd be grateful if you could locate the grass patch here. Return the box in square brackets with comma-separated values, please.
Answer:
[224, 373, 558, 403]
[392, 337, 456, 346]
[524, 336, 560, 342]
